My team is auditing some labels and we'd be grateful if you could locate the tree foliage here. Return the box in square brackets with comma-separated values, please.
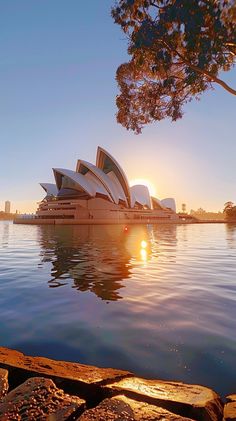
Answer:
[112, 0, 236, 133]
[223, 201, 236, 219]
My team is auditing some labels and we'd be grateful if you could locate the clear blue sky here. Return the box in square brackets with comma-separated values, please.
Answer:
[0, 0, 235, 213]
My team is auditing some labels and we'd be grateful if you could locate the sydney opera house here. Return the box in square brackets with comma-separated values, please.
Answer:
[32, 146, 179, 224]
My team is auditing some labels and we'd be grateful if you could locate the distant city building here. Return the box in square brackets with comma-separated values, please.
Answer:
[181, 203, 187, 213]
[5, 201, 11, 213]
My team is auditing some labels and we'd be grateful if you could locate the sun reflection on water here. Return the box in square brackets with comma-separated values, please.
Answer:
[140, 247, 147, 261]
[141, 240, 147, 249]
[140, 240, 148, 261]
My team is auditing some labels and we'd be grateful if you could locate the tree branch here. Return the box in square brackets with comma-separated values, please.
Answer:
[161, 39, 236, 95]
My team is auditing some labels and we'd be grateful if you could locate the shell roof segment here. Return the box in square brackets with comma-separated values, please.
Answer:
[161, 198, 176, 212]
[40, 183, 58, 197]
[53, 168, 111, 199]
[130, 185, 152, 209]
[76, 160, 121, 204]
[96, 147, 131, 207]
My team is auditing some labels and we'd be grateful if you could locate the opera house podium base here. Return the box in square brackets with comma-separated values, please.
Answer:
[14, 217, 182, 226]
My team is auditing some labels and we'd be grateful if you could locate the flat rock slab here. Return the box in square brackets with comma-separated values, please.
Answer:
[77, 395, 195, 420]
[0, 368, 8, 400]
[77, 397, 135, 421]
[0, 376, 85, 420]
[47, 403, 85, 421]
[224, 401, 236, 421]
[103, 377, 223, 421]
[0, 346, 131, 385]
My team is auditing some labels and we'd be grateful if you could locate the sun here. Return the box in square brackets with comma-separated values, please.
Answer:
[129, 178, 157, 197]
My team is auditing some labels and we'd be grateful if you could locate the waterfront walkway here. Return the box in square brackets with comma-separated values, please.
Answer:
[0, 347, 234, 420]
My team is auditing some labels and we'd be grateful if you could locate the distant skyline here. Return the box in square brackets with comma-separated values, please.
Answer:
[0, 1, 235, 213]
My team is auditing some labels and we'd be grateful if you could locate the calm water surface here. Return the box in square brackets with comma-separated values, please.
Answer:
[0, 221, 235, 395]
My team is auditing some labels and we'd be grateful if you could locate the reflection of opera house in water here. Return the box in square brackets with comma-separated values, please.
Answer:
[38, 224, 178, 301]
[35, 147, 179, 224]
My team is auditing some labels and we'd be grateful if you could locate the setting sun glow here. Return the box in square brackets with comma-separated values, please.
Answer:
[130, 179, 157, 197]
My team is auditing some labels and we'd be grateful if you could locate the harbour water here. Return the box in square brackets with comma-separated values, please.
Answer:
[0, 221, 235, 396]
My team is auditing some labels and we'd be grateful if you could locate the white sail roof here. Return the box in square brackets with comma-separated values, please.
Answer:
[161, 198, 176, 212]
[130, 185, 152, 209]
[40, 183, 58, 196]
[96, 147, 130, 206]
[76, 160, 122, 204]
[53, 168, 111, 199]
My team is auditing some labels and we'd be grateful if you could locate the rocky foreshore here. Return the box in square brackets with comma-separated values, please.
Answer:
[0, 346, 234, 420]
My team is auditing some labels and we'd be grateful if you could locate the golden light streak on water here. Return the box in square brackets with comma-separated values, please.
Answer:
[140, 248, 147, 261]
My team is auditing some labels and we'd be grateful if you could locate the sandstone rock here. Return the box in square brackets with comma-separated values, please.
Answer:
[227, 396, 236, 403]
[77, 395, 195, 420]
[0, 368, 8, 400]
[47, 403, 85, 420]
[0, 376, 85, 420]
[115, 395, 195, 420]
[103, 377, 223, 421]
[224, 401, 236, 421]
[77, 397, 134, 420]
[0, 346, 131, 385]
